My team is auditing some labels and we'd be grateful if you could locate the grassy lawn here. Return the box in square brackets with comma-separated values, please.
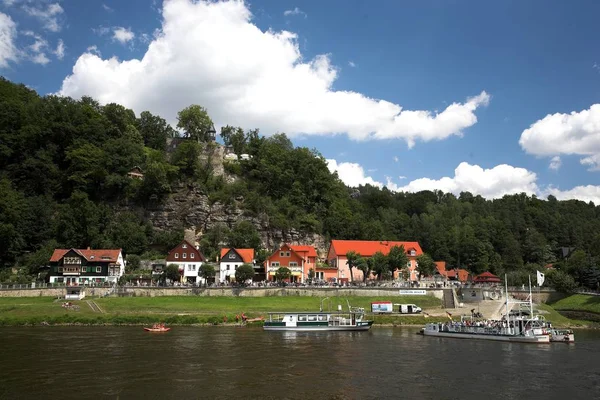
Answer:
[547, 294, 600, 314]
[535, 303, 591, 328]
[0, 295, 441, 326]
[94, 295, 441, 314]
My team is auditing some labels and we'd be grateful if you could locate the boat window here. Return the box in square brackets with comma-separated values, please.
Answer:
[308, 315, 317, 322]
[298, 315, 307, 322]
[318, 315, 327, 322]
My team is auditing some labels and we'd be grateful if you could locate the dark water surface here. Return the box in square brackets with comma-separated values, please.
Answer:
[1, 326, 599, 400]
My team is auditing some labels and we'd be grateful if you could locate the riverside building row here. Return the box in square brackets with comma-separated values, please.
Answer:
[47, 240, 473, 285]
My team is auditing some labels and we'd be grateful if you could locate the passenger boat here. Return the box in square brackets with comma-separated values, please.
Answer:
[144, 324, 170, 332]
[421, 275, 550, 344]
[548, 328, 575, 343]
[263, 299, 373, 332]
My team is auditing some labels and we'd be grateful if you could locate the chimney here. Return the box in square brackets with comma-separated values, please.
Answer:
[87, 246, 91, 250]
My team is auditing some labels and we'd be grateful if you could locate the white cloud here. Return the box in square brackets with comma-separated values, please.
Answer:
[102, 3, 113, 12]
[0, 12, 18, 68]
[549, 156, 561, 171]
[53, 38, 64, 59]
[348, 60, 356, 68]
[580, 154, 600, 171]
[328, 158, 600, 204]
[31, 51, 49, 64]
[326, 159, 382, 188]
[393, 156, 399, 162]
[57, 0, 489, 146]
[546, 185, 600, 204]
[283, 7, 306, 17]
[86, 45, 100, 56]
[519, 104, 600, 172]
[23, 2, 64, 32]
[112, 27, 135, 44]
[93, 25, 110, 36]
[391, 162, 540, 199]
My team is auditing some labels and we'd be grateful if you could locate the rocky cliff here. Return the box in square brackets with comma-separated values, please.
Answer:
[146, 141, 328, 256]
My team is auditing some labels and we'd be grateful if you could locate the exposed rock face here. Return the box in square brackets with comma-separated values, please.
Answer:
[148, 141, 328, 256]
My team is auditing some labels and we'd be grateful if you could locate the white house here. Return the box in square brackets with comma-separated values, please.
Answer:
[219, 248, 255, 283]
[166, 240, 206, 284]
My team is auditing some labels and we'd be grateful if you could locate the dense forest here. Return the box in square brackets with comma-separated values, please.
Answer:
[1, 77, 599, 291]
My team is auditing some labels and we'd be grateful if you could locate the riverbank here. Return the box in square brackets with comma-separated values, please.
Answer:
[0, 295, 594, 327]
[0, 295, 442, 326]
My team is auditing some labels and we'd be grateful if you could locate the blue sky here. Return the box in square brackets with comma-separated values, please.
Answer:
[2, 0, 600, 202]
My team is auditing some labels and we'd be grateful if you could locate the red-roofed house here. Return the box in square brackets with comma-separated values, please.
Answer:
[166, 240, 206, 284]
[473, 271, 501, 284]
[327, 240, 423, 283]
[48, 248, 124, 285]
[434, 261, 470, 283]
[265, 244, 319, 283]
[219, 248, 255, 283]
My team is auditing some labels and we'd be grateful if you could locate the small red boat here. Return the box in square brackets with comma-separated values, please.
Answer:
[144, 324, 170, 332]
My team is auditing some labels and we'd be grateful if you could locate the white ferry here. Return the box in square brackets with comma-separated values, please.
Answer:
[263, 299, 373, 332]
[421, 275, 550, 344]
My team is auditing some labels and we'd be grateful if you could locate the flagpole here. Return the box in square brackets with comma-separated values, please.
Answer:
[528, 274, 533, 315]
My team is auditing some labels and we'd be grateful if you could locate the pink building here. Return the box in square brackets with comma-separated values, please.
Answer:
[326, 240, 423, 282]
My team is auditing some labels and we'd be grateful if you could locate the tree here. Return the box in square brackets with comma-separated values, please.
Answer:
[227, 220, 261, 250]
[371, 251, 389, 280]
[235, 263, 255, 284]
[275, 267, 291, 282]
[346, 251, 361, 282]
[177, 105, 214, 142]
[358, 257, 372, 282]
[220, 125, 247, 155]
[137, 111, 176, 150]
[126, 254, 141, 272]
[307, 268, 315, 284]
[165, 264, 180, 283]
[199, 263, 216, 287]
[387, 245, 408, 276]
[416, 253, 436, 280]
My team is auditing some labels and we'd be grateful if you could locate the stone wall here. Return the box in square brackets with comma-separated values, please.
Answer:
[0, 286, 445, 299]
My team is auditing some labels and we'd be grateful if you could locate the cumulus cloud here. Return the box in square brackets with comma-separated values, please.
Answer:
[549, 156, 561, 171]
[283, 7, 306, 17]
[580, 154, 600, 171]
[23, 2, 64, 32]
[102, 3, 113, 12]
[546, 185, 600, 204]
[112, 27, 134, 44]
[0, 12, 18, 67]
[520, 104, 600, 171]
[57, 0, 489, 146]
[348, 61, 356, 67]
[326, 159, 382, 188]
[328, 157, 600, 204]
[394, 162, 539, 198]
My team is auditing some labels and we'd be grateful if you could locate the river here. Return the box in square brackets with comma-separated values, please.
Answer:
[0, 326, 599, 399]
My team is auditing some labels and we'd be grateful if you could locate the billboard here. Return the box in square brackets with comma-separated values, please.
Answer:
[371, 301, 393, 313]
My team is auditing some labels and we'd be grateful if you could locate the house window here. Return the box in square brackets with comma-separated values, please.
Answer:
[175, 253, 179, 259]
[192, 265, 196, 271]
[227, 265, 230, 271]
[58, 267, 63, 273]
[407, 261, 412, 267]
[191, 253, 195, 259]
[410, 250, 416, 256]
[228, 254, 236, 259]
[280, 252, 284, 257]
[81, 267, 86, 273]
[96, 267, 101, 273]
[183, 253, 187, 259]
[272, 262, 280, 267]
[285, 252, 290, 257]
[290, 262, 298, 267]
[182, 244, 187, 248]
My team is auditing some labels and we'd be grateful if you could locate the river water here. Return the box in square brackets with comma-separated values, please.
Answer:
[0, 326, 599, 400]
